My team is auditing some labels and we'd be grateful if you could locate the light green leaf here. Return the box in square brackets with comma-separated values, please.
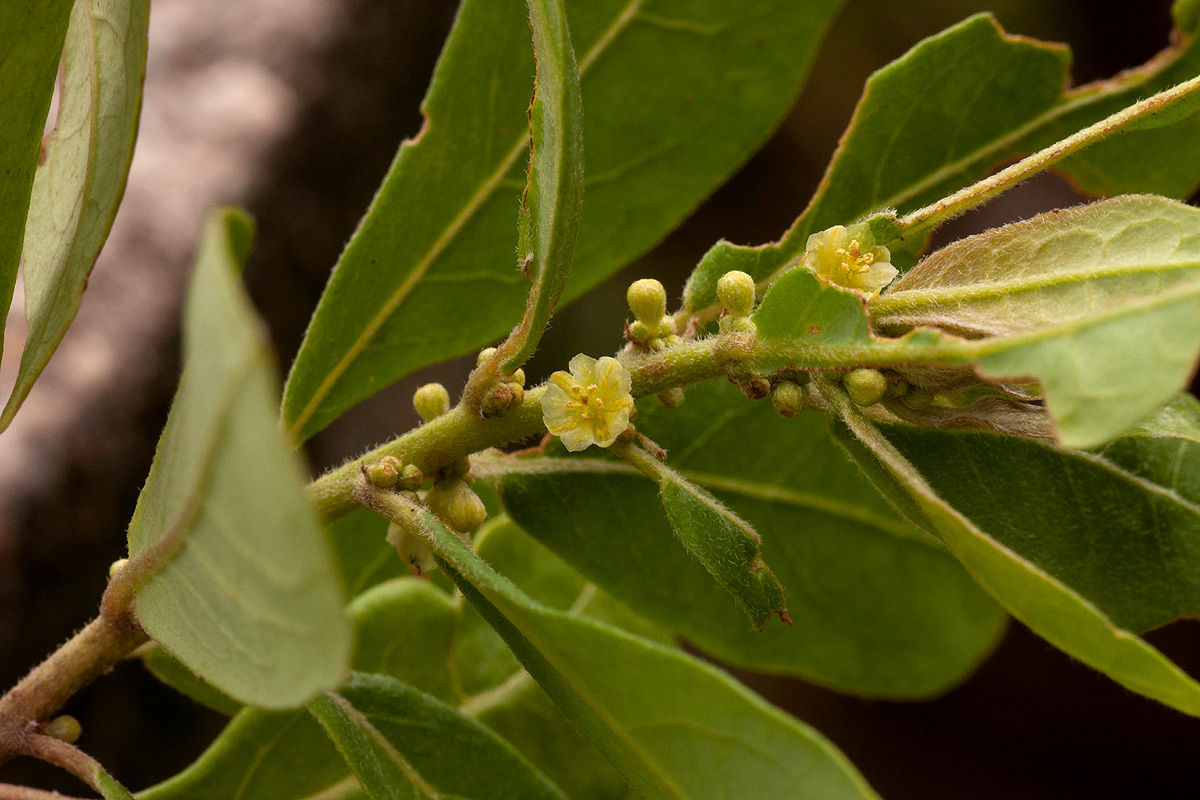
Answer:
[310, 673, 568, 800]
[879, 394, 1200, 635]
[351, 495, 881, 800]
[140, 645, 242, 717]
[491, 0, 582, 374]
[498, 381, 1004, 697]
[139, 578, 458, 800]
[820, 379, 1200, 718]
[752, 237, 1200, 448]
[684, 12, 1200, 311]
[126, 209, 351, 709]
[0, 0, 74, 370]
[873, 196, 1200, 337]
[328, 509, 410, 598]
[3, 0, 150, 430]
[282, 0, 843, 442]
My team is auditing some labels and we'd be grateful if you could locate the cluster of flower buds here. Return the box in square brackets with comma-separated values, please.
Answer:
[365, 455, 424, 492]
[626, 279, 682, 350]
[476, 348, 527, 418]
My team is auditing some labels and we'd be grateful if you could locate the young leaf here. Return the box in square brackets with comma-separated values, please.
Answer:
[684, 12, 1200, 311]
[2, 0, 150, 431]
[820, 379, 1200, 718]
[0, 0, 74, 370]
[139, 579, 459, 800]
[125, 209, 352, 710]
[282, 0, 843, 442]
[752, 256, 1200, 449]
[358, 497, 881, 800]
[310, 673, 568, 800]
[498, 382, 1004, 698]
[492, 0, 582, 374]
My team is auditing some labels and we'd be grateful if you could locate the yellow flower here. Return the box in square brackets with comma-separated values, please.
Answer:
[802, 224, 898, 299]
[541, 354, 634, 452]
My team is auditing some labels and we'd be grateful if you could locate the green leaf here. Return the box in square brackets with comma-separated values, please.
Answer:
[493, 0, 582, 373]
[457, 519, 647, 800]
[365, 500, 882, 800]
[126, 209, 351, 709]
[879, 394, 1200, 635]
[684, 12, 1200, 311]
[140, 645, 243, 717]
[3, 0, 150, 430]
[752, 244, 1200, 448]
[329, 509, 411, 598]
[820, 379, 1200, 717]
[0, 0, 74, 371]
[873, 196, 1200, 337]
[310, 673, 568, 800]
[282, 0, 844, 442]
[498, 382, 1004, 697]
[139, 578, 459, 800]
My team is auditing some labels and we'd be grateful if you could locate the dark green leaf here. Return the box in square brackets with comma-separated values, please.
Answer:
[499, 381, 1004, 697]
[369, 502, 882, 800]
[126, 209, 351, 709]
[282, 0, 843, 441]
[310, 673, 567, 800]
[0, 0, 74, 372]
[2, 0, 150, 430]
[684, 12, 1200, 311]
[820, 380, 1200, 717]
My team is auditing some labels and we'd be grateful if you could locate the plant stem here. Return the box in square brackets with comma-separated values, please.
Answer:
[18, 736, 106, 795]
[0, 784, 90, 800]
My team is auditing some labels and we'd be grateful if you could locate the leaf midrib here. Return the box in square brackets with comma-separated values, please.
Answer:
[873, 258, 1200, 318]
[323, 691, 443, 800]
[287, 0, 646, 439]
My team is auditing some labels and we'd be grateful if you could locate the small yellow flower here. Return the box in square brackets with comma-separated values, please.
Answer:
[541, 354, 634, 452]
[802, 224, 898, 299]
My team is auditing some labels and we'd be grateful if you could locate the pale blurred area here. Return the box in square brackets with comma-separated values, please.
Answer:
[2, 0, 1197, 796]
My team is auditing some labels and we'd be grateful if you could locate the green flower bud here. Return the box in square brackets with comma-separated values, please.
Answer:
[413, 383, 450, 422]
[43, 715, 81, 744]
[844, 368, 888, 407]
[398, 464, 424, 491]
[629, 319, 655, 343]
[476, 346, 497, 366]
[719, 315, 757, 335]
[717, 270, 756, 318]
[655, 314, 677, 338]
[657, 386, 685, 409]
[426, 479, 487, 533]
[770, 381, 805, 417]
[366, 459, 399, 489]
[508, 368, 525, 387]
[627, 278, 667, 323]
[884, 375, 910, 398]
[108, 558, 128, 579]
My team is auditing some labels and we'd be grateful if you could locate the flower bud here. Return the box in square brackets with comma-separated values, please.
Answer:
[629, 319, 655, 343]
[719, 315, 757, 335]
[476, 346, 497, 366]
[413, 383, 450, 422]
[108, 558, 128, 579]
[738, 377, 771, 400]
[627, 278, 667, 323]
[42, 715, 81, 744]
[657, 387, 685, 409]
[387, 522, 438, 574]
[717, 270, 756, 318]
[398, 464, 424, 491]
[425, 479, 487, 533]
[770, 381, 805, 417]
[366, 458, 399, 489]
[655, 315, 677, 338]
[508, 368, 525, 387]
[844, 369, 888, 407]
[481, 381, 515, 418]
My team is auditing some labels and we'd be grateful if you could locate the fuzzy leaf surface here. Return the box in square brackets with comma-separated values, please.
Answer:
[4, 0, 150, 430]
[126, 209, 351, 709]
[500, 382, 1004, 697]
[282, 0, 842, 441]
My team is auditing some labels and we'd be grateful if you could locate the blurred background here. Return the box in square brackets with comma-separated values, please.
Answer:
[2, 0, 1199, 796]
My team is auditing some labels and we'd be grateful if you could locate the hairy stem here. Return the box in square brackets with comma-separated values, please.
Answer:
[0, 784, 90, 800]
